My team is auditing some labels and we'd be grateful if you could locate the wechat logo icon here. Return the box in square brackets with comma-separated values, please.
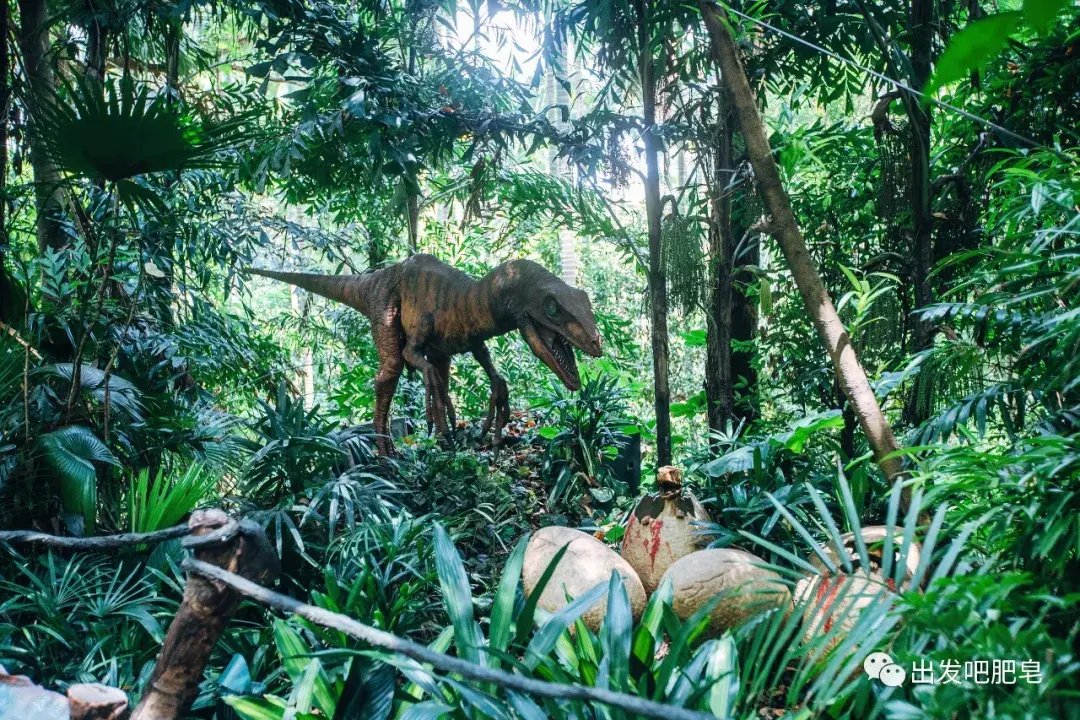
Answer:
[864, 651, 906, 687]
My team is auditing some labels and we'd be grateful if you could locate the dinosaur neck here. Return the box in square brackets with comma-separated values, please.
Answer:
[470, 261, 530, 337]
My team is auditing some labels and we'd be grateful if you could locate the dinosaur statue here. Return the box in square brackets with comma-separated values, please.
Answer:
[250, 254, 602, 454]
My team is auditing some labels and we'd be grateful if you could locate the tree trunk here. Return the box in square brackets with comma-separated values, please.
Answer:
[165, 19, 181, 98]
[706, 95, 759, 442]
[0, 0, 22, 323]
[705, 109, 735, 438]
[130, 511, 279, 720]
[700, 2, 908, 507]
[637, 0, 671, 467]
[84, 0, 107, 86]
[904, 0, 934, 425]
[17, 0, 65, 253]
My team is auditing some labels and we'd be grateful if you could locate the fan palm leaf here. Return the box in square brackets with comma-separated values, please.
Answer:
[37, 425, 119, 535]
[36, 76, 259, 183]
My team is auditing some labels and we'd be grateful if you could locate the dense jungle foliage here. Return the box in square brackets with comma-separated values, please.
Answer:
[0, 0, 1078, 718]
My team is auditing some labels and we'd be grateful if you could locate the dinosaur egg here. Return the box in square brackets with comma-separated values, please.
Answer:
[661, 548, 791, 637]
[794, 573, 897, 653]
[620, 466, 711, 595]
[523, 526, 647, 632]
[809, 526, 922, 591]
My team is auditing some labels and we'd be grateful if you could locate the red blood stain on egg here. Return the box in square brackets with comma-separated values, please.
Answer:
[814, 575, 843, 633]
[645, 519, 665, 565]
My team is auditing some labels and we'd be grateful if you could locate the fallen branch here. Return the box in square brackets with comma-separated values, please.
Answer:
[0, 523, 189, 550]
[184, 558, 718, 720]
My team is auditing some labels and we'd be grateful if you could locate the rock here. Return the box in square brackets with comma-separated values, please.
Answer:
[523, 526, 647, 632]
[794, 573, 897, 652]
[0, 666, 68, 720]
[661, 548, 790, 636]
[620, 466, 710, 595]
[809, 526, 922, 590]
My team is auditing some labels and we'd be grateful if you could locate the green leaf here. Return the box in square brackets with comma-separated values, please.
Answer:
[515, 543, 570, 643]
[600, 572, 632, 692]
[334, 660, 394, 720]
[926, 12, 1022, 96]
[397, 701, 454, 720]
[39, 425, 119, 535]
[273, 620, 335, 716]
[681, 329, 707, 347]
[780, 410, 845, 453]
[1024, 0, 1070, 33]
[292, 658, 321, 714]
[537, 426, 560, 440]
[223, 696, 287, 720]
[705, 635, 739, 718]
[524, 581, 608, 669]
[219, 654, 253, 694]
[432, 523, 481, 663]
[632, 577, 673, 666]
[489, 533, 529, 668]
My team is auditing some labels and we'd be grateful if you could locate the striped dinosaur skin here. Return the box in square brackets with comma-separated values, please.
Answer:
[250, 254, 602, 454]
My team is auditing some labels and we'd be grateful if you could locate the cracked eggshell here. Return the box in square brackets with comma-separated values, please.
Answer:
[620, 472, 710, 595]
[794, 573, 896, 652]
[661, 548, 790, 637]
[523, 526, 647, 632]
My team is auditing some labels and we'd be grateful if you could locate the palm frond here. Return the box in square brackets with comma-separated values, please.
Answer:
[37, 76, 260, 183]
[39, 363, 145, 423]
[128, 464, 220, 534]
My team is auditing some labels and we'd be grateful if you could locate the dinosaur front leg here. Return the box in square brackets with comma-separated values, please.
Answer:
[432, 357, 457, 429]
[424, 358, 456, 434]
[472, 344, 510, 448]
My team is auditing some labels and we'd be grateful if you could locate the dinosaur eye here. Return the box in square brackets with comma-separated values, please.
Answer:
[546, 299, 560, 317]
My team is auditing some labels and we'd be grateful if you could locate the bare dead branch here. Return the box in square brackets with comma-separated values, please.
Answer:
[184, 558, 717, 720]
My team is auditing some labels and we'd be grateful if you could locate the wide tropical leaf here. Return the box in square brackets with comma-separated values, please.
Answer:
[38, 425, 119, 535]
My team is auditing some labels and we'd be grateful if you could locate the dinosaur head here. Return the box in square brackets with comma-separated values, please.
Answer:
[509, 262, 602, 391]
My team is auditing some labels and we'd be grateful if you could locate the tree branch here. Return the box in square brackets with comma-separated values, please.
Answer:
[184, 558, 717, 720]
[0, 524, 190, 549]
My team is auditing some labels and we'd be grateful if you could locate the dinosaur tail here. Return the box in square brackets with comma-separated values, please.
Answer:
[248, 268, 379, 317]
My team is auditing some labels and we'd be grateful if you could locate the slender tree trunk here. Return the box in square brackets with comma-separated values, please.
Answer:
[0, 0, 16, 322]
[637, 0, 671, 467]
[18, 0, 65, 253]
[700, 2, 908, 507]
[905, 0, 934, 425]
[165, 20, 181, 97]
[705, 110, 734, 437]
[706, 97, 759, 442]
[84, 0, 107, 85]
[405, 46, 420, 254]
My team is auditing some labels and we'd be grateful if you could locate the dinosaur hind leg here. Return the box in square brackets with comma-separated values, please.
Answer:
[372, 322, 404, 456]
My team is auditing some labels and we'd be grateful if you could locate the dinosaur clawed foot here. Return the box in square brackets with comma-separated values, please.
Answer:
[480, 377, 511, 450]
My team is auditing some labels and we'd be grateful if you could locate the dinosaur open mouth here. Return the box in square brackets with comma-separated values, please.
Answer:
[521, 319, 582, 391]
